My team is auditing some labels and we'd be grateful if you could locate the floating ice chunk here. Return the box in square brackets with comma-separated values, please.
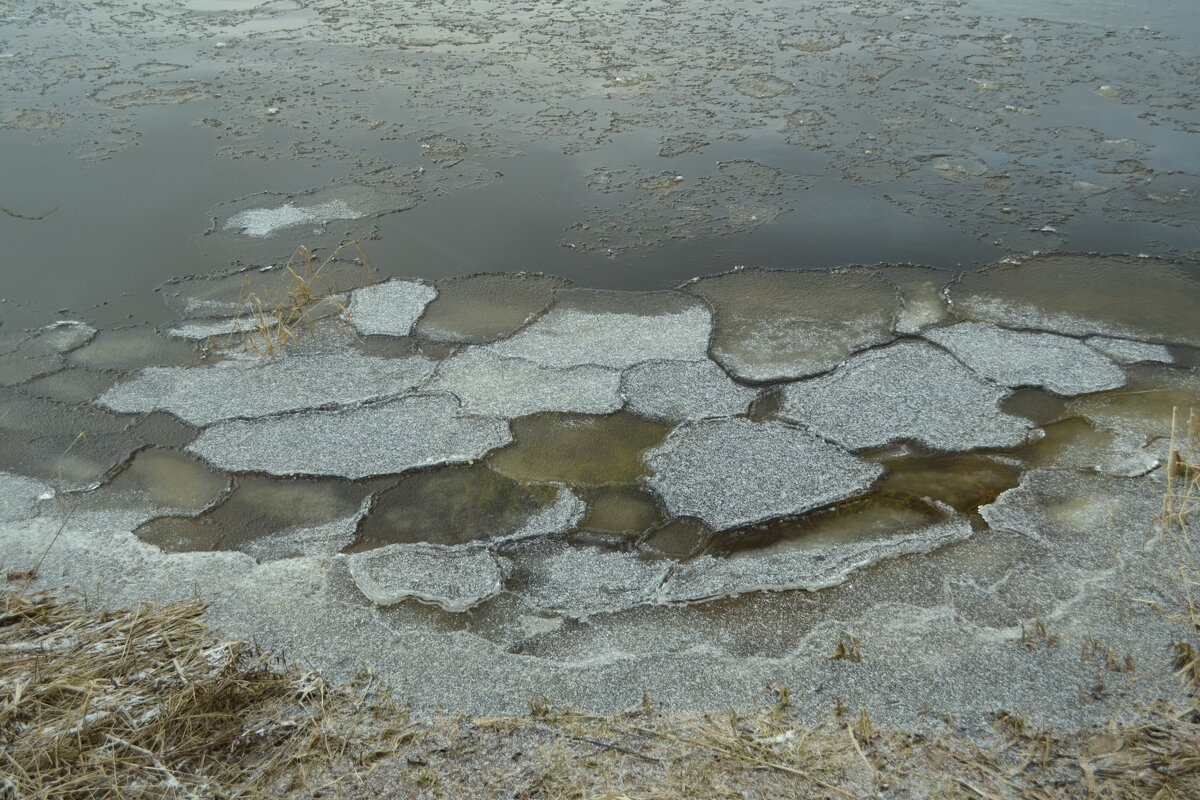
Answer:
[683, 268, 901, 382]
[97, 352, 436, 425]
[642, 418, 881, 531]
[348, 279, 438, 337]
[1085, 336, 1173, 365]
[187, 393, 511, 478]
[427, 349, 621, 417]
[948, 254, 1200, 347]
[509, 540, 671, 619]
[658, 519, 973, 604]
[778, 342, 1034, 452]
[486, 289, 711, 369]
[621, 359, 757, 422]
[347, 543, 503, 612]
[924, 322, 1125, 395]
[223, 200, 364, 237]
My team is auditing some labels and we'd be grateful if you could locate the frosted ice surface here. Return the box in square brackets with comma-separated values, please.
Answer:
[683, 268, 901, 382]
[658, 519, 973, 603]
[621, 359, 758, 422]
[166, 317, 255, 340]
[486, 289, 711, 369]
[948, 254, 1200, 346]
[237, 499, 370, 562]
[97, 352, 436, 425]
[20, 321, 97, 356]
[779, 341, 1035, 451]
[347, 543, 503, 612]
[642, 418, 882, 531]
[509, 540, 671, 619]
[924, 322, 1126, 395]
[0, 472, 50, 523]
[427, 349, 621, 417]
[348, 279, 438, 337]
[1085, 336, 1173, 365]
[187, 393, 511, 478]
[223, 200, 365, 237]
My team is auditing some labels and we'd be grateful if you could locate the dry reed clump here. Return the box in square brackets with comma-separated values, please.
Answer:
[213, 241, 375, 357]
[0, 590, 329, 799]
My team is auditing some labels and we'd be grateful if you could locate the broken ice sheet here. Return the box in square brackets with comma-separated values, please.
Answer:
[416, 273, 570, 344]
[683, 268, 901, 382]
[659, 519, 973, 604]
[97, 351, 436, 425]
[778, 341, 1035, 452]
[621, 359, 757, 423]
[1085, 336, 1173, 365]
[347, 543, 503, 612]
[507, 540, 671, 620]
[485, 289, 711, 369]
[345, 462, 581, 551]
[187, 393, 511, 478]
[924, 322, 1125, 396]
[642, 418, 882, 531]
[426, 349, 621, 418]
[67, 326, 199, 370]
[948, 254, 1200, 347]
[348, 279, 438, 337]
[161, 261, 379, 319]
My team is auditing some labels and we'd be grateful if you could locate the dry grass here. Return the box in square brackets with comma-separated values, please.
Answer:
[3, 586, 1200, 799]
[211, 241, 375, 357]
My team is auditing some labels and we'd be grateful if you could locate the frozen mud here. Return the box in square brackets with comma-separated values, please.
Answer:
[778, 341, 1036, 452]
[924, 322, 1126, 396]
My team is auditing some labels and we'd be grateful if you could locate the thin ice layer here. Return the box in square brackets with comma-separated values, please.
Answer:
[486, 289, 711, 369]
[187, 393, 511, 478]
[1085, 336, 1173, 365]
[621, 359, 758, 422]
[347, 543, 503, 612]
[658, 519, 973, 604]
[348, 279, 439, 337]
[779, 341, 1034, 452]
[427, 349, 621, 417]
[924, 322, 1125, 395]
[642, 418, 882, 531]
[682, 267, 901, 382]
[417, 273, 571, 344]
[509, 540, 671, 620]
[97, 352, 436, 425]
[948, 254, 1200, 347]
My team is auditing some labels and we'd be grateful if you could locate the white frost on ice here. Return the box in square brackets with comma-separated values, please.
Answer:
[223, 200, 365, 237]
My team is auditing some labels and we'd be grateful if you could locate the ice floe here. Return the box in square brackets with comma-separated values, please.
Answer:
[97, 352, 436, 425]
[1085, 336, 1173, 365]
[508, 540, 671, 620]
[427, 349, 621, 417]
[486, 289, 711, 369]
[778, 341, 1035, 451]
[621, 359, 758, 422]
[348, 279, 439, 337]
[642, 418, 882, 531]
[186, 393, 511, 478]
[347, 543, 504, 612]
[223, 200, 365, 237]
[683, 268, 901, 382]
[924, 322, 1125, 395]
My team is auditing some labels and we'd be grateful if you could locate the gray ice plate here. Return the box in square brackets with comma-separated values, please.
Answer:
[658, 518, 973, 603]
[486, 289, 711, 369]
[426, 349, 622, 417]
[186, 393, 511, 478]
[348, 279, 439, 337]
[97, 351, 436, 425]
[924, 322, 1125, 395]
[621, 359, 758, 422]
[1085, 336, 1173, 365]
[509, 540, 671, 620]
[346, 543, 503, 612]
[779, 341, 1035, 451]
[642, 418, 882, 531]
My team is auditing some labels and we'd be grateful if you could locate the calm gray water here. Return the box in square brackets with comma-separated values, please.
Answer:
[2, 0, 1198, 329]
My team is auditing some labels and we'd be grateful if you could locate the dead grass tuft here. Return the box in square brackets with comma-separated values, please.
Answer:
[209, 241, 375, 358]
